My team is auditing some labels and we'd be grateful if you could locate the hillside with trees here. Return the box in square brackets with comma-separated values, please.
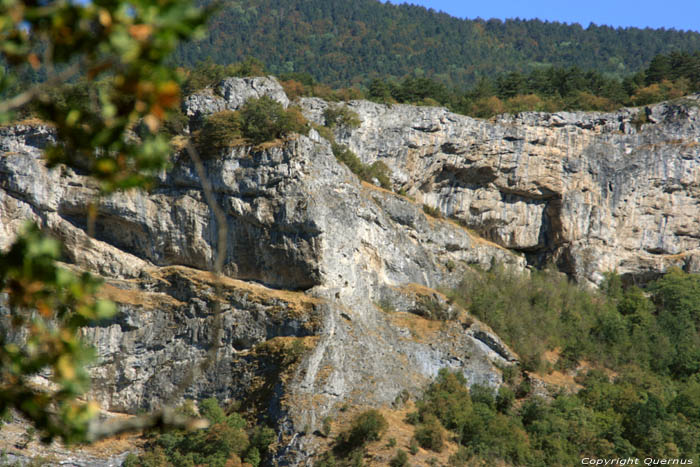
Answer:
[175, 0, 700, 89]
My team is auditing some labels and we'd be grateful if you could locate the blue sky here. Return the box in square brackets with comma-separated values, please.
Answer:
[386, 0, 700, 32]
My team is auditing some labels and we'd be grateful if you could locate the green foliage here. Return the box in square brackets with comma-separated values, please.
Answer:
[176, 0, 700, 92]
[422, 204, 442, 218]
[647, 268, 700, 377]
[196, 110, 243, 154]
[413, 414, 444, 452]
[159, 108, 190, 138]
[330, 143, 392, 190]
[0, 0, 207, 444]
[363, 52, 699, 118]
[2, 0, 209, 193]
[129, 398, 275, 467]
[416, 295, 451, 321]
[0, 224, 116, 443]
[315, 451, 339, 467]
[495, 386, 515, 414]
[470, 384, 496, 409]
[182, 57, 267, 95]
[321, 416, 333, 437]
[377, 297, 396, 314]
[196, 97, 309, 153]
[631, 109, 650, 130]
[449, 266, 609, 372]
[450, 266, 700, 379]
[249, 424, 276, 457]
[416, 369, 472, 434]
[199, 52, 699, 122]
[417, 267, 700, 465]
[238, 96, 309, 145]
[389, 449, 408, 467]
[323, 104, 361, 129]
[337, 410, 388, 451]
[244, 447, 261, 467]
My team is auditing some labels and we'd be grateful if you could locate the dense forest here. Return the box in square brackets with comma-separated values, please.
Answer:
[180, 50, 700, 120]
[174, 0, 700, 89]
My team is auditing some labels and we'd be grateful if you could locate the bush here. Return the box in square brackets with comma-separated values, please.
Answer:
[413, 414, 444, 452]
[159, 108, 189, 137]
[377, 297, 396, 313]
[417, 369, 472, 432]
[280, 79, 307, 100]
[422, 204, 442, 218]
[389, 449, 408, 467]
[505, 93, 545, 113]
[331, 143, 391, 189]
[631, 109, 649, 130]
[495, 386, 515, 414]
[128, 398, 276, 467]
[323, 104, 361, 129]
[321, 417, 332, 437]
[469, 96, 505, 118]
[338, 410, 388, 450]
[470, 384, 496, 409]
[196, 110, 242, 154]
[196, 97, 310, 153]
[239, 96, 309, 144]
[315, 451, 338, 467]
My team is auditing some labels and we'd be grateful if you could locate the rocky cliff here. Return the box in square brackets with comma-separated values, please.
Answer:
[1, 77, 699, 464]
[301, 95, 700, 285]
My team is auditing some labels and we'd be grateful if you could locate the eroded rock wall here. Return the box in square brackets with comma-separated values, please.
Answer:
[301, 96, 700, 284]
[0, 111, 520, 463]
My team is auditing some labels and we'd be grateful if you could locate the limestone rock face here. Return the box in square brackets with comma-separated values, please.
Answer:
[3, 80, 700, 464]
[183, 76, 289, 125]
[217, 76, 290, 110]
[321, 96, 700, 284]
[0, 116, 520, 464]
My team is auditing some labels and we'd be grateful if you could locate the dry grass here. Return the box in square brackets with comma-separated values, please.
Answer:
[170, 135, 189, 151]
[0, 419, 143, 462]
[313, 402, 461, 467]
[389, 312, 444, 343]
[360, 180, 400, 198]
[150, 265, 323, 315]
[445, 218, 506, 250]
[533, 348, 618, 393]
[99, 283, 184, 309]
[0, 116, 51, 128]
[253, 138, 287, 150]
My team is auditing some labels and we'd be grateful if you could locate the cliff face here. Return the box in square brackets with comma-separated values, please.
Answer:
[1, 78, 699, 464]
[300, 95, 700, 285]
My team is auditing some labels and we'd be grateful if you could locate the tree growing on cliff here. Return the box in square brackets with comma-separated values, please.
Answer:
[0, 0, 209, 443]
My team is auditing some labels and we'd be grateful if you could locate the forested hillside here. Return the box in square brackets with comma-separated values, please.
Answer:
[174, 0, 700, 89]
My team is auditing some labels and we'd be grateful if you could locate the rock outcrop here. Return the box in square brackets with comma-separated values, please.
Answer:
[300, 96, 700, 284]
[2, 80, 699, 464]
[183, 76, 289, 126]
